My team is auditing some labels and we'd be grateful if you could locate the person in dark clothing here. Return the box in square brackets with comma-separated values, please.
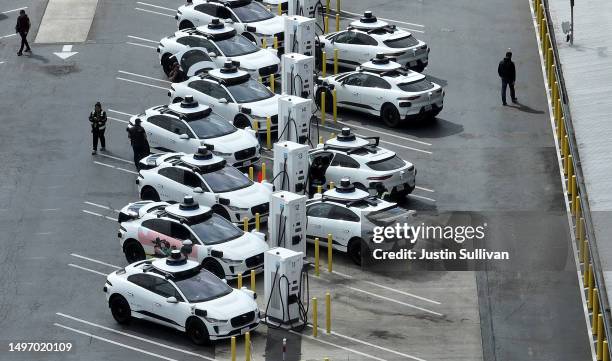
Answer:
[89, 102, 107, 155]
[168, 62, 187, 83]
[127, 119, 150, 170]
[498, 50, 517, 105]
[15, 10, 31, 56]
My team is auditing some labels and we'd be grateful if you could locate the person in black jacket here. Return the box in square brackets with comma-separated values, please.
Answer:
[498, 50, 517, 105]
[127, 119, 151, 170]
[89, 102, 107, 155]
[15, 10, 31, 56]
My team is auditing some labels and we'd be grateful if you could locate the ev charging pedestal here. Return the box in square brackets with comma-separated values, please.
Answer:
[273, 141, 309, 193]
[283, 15, 316, 55]
[278, 95, 312, 144]
[264, 247, 305, 329]
[287, 0, 319, 17]
[268, 191, 307, 255]
[281, 53, 315, 99]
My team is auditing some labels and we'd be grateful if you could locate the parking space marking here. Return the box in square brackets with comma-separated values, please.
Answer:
[54, 323, 179, 361]
[136, 2, 177, 12]
[108, 109, 136, 117]
[116, 77, 169, 91]
[118, 70, 171, 83]
[320, 125, 432, 154]
[82, 209, 116, 221]
[362, 281, 440, 305]
[98, 153, 134, 165]
[0, 34, 17, 39]
[36, 232, 53, 235]
[415, 186, 435, 193]
[42, 208, 60, 211]
[127, 42, 157, 49]
[56, 313, 216, 361]
[84, 201, 120, 212]
[93, 160, 138, 175]
[291, 330, 387, 361]
[407, 194, 436, 202]
[339, 10, 425, 28]
[346, 286, 443, 316]
[335, 120, 432, 146]
[1, 7, 28, 14]
[127, 35, 159, 44]
[68, 263, 108, 276]
[108, 116, 128, 124]
[135, 7, 175, 18]
[71, 253, 121, 269]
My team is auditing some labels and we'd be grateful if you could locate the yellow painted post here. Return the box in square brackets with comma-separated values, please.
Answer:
[593, 288, 600, 334]
[333, 49, 339, 75]
[255, 213, 260, 232]
[329, 132, 335, 140]
[556, 98, 562, 125]
[321, 91, 326, 125]
[327, 233, 333, 272]
[249, 166, 254, 181]
[250, 269, 256, 291]
[322, 51, 327, 77]
[578, 217, 585, 251]
[243, 217, 249, 232]
[270, 74, 275, 93]
[563, 135, 569, 170]
[598, 314, 604, 360]
[266, 117, 272, 149]
[231, 336, 237, 361]
[571, 176, 577, 214]
[262, 37, 267, 49]
[329, 181, 335, 190]
[575, 196, 582, 221]
[312, 297, 318, 337]
[258, 76, 263, 84]
[262, 162, 267, 180]
[604, 341, 610, 361]
[549, 60, 555, 88]
[335, 14, 340, 32]
[584, 241, 590, 269]
[319, 136, 323, 144]
[332, 89, 338, 123]
[317, 185, 322, 194]
[536, 1, 543, 28]
[558, 117, 565, 144]
[314, 237, 320, 276]
[567, 155, 574, 189]
[553, 82, 559, 112]
[274, 36, 279, 49]
[325, 292, 331, 334]
[245, 332, 251, 361]
[589, 264, 595, 308]
[237, 273, 243, 289]
[336, 0, 340, 14]
[278, 3, 282, 15]
[324, 16, 329, 34]
[541, 18, 546, 48]
[326, 0, 330, 13]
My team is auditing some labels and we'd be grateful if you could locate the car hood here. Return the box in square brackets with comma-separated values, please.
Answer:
[202, 129, 258, 152]
[194, 289, 257, 319]
[235, 50, 280, 71]
[248, 17, 283, 34]
[243, 95, 280, 117]
[214, 232, 269, 260]
[221, 183, 271, 208]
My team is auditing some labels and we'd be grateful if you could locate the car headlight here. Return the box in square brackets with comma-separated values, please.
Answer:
[212, 150, 232, 157]
[221, 257, 242, 266]
[227, 205, 249, 212]
[204, 316, 229, 324]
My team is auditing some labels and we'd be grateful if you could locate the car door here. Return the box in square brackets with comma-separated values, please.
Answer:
[331, 31, 360, 68]
[176, 48, 215, 76]
[167, 118, 198, 153]
[146, 115, 177, 152]
[157, 167, 186, 200]
[148, 277, 191, 329]
[306, 202, 334, 242]
[353, 33, 379, 64]
[188, 80, 233, 121]
[126, 274, 156, 317]
[336, 73, 368, 111]
[328, 205, 361, 248]
[206, 82, 235, 117]
[192, 175, 218, 209]
[326, 153, 360, 185]
[361, 74, 393, 113]
[139, 219, 179, 256]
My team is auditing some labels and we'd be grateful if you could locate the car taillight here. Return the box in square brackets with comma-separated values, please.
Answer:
[384, 51, 406, 57]
[368, 174, 393, 181]
[398, 96, 420, 100]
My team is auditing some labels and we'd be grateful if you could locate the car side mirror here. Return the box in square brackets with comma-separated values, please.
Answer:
[225, 19, 234, 24]
[179, 133, 189, 140]
[218, 98, 228, 104]
[210, 249, 223, 258]
[208, 52, 217, 58]
[193, 187, 204, 193]
[166, 296, 178, 304]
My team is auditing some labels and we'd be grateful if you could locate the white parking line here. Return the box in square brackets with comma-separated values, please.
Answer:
[0, 34, 17, 39]
[93, 160, 138, 175]
[135, 7, 175, 18]
[127, 35, 159, 43]
[71, 253, 121, 269]
[56, 313, 216, 361]
[136, 1, 177, 12]
[36, 232, 53, 235]
[68, 263, 108, 276]
[2, 7, 28, 14]
[339, 10, 425, 28]
[82, 209, 117, 222]
[346, 286, 443, 316]
[320, 125, 432, 154]
[362, 281, 440, 305]
[117, 77, 169, 91]
[127, 42, 157, 50]
[41, 208, 60, 211]
[118, 70, 171, 83]
[98, 153, 134, 164]
[408, 194, 436, 202]
[335, 120, 432, 146]
[54, 323, 179, 361]
[291, 330, 386, 361]
[415, 186, 435, 193]
[108, 116, 128, 124]
[108, 109, 136, 117]
[84, 201, 120, 212]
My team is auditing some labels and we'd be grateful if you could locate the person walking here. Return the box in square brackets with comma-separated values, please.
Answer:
[89, 102, 107, 155]
[127, 119, 150, 170]
[15, 9, 31, 56]
[498, 50, 517, 106]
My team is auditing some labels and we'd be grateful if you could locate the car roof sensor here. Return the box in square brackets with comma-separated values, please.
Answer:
[351, 11, 388, 30]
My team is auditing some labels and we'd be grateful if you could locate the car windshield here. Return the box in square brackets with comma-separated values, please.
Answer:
[366, 155, 405, 171]
[397, 79, 435, 92]
[202, 166, 253, 193]
[383, 35, 419, 48]
[232, 2, 274, 23]
[187, 114, 236, 139]
[190, 213, 243, 245]
[365, 206, 411, 226]
[174, 268, 232, 302]
[216, 35, 260, 57]
[226, 79, 274, 103]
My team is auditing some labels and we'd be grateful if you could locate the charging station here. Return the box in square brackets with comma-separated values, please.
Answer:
[281, 53, 315, 99]
[264, 247, 305, 329]
[287, 0, 319, 17]
[268, 191, 307, 255]
[278, 95, 312, 144]
[284, 15, 316, 55]
[273, 141, 309, 193]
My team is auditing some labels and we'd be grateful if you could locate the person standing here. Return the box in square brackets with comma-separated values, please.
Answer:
[89, 102, 107, 155]
[15, 9, 31, 56]
[127, 119, 150, 170]
[498, 50, 517, 106]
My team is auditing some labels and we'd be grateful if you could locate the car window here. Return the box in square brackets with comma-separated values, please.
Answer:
[330, 205, 360, 222]
[148, 115, 173, 131]
[189, 80, 212, 95]
[141, 219, 173, 236]
[331, 153, 360, 168]
[174, 268, 232, 302]
[127, 274, 156, 290]
[159, 167, 184, 183]
[183, 170, 202, 188]
[364, 75, 391, 89]
[150, 277, 181, 299]
[170, 222, 193, 240]
[201, 166, 252, 193]
[366, 155, 405, 171]
[194, 3, 217, 16]
[334, 31, 354, 44]
[231, 2, 273, 23]
[307, 203, 334, 218]
[209, 83, 232, 101]
[190, 214, 243, 245]
[343, 73, 369, 87]
[180, 50, 211, 72]
[177, 37, 219, 55]
[216, 35, 259, 57]
[217, 7, 234, 20]
[355, 33, 377, 46]
[187, 114, 237, 139]
[226, 79, 273, 103]
[383, 35, 419, 49]
[168, 118, 193, 137]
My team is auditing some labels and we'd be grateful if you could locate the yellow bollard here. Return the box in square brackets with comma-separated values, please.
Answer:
[336, 0, 340, 14]
[325, 292, 331, 334]
[589, 264, 595, 308]
[314, 237, 320, 276]
[537, 1, 543, 28]
[329, 132, 335, 141]
[329, 181, 335, 190]
[262, 37, 267, 49]
[255, 213, 260, 232]
[333, 49, 339, 75]
[578, 217, 585, 250]
[321, 90, 326, 125]
[237, 273, 243, 289]
[231, 336, 237, 361]
[541, 18, 546, 48]
[558, 116, 565, 144]
[322, 51, 327, 77]
[249, 166, 254, 181]
[336, 14, 340, 32]
[563, 135, 569, 168]
[266, 117, 272, 149]
[270, 74, 275, 93]
[324, 16, 329, 34]
[312, 297, 318, 337]
[584, 241, 590, 269]
[327, 233, 333, 272]
[258, 76, 263, 84]
[593, 288, 599, 334]
[571, 176, 577, 214]
[553, 81, 559, 112]
[274, 36, 278, 50]
[598, 314, 604, 360]
[604, 340, 610, 361]
[575, 196, 581, 221]
[549, 60, 555, 88]
[556, 98, 562, 125]
[326, 0, 330, 13]
[567, 155, 574, 190]
[278, 3, 282, 15]
[250, 269, 256, 291]
[243, 217, 249, 232]
[319, 136, 323, 145]
[332, 89, 337, 123]
[317, 185, 322, 194]
[245, 331, 251, 361]
[262, 162, 267, 181]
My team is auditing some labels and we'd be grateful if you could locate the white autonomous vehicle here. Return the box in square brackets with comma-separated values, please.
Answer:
[104, 250, 260, 344]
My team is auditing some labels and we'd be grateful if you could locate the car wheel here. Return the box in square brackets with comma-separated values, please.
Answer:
[123, 241, 146, 263]
[186, 317, 211, 345]
[348, 237, 366, 266]
[179, 20, 194, 30]
[233, 115, 252, 129]
[172, 97, 184, 104]
[161, 54, 174, 76]
[110, 295, 132, 324]
[381, 104, 401, 128]
[202, 259, 226, 280]
[141, 187, 160, 202]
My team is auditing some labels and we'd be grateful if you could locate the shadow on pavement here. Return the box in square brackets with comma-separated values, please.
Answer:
[508, 101, 544, 114]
